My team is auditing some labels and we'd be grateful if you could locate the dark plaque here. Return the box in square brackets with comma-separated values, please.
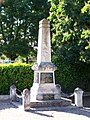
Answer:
[40, 73, 53, 83]
[43, 94, 54, 100]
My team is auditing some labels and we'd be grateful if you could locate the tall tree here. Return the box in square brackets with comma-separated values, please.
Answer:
[49, 0, 90, 63]
[0, 0, 50, 61]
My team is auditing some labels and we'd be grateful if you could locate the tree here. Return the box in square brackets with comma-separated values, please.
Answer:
[49, 0, 90, 63]
[0, 0, 50, 61]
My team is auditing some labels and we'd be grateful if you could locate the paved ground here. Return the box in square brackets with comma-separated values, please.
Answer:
[0, 101, 90, 120]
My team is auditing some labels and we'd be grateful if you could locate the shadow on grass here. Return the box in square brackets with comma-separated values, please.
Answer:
[0, 100, 17, 110]
[0, 101, 90, 119]
[25, 106, 90, 118]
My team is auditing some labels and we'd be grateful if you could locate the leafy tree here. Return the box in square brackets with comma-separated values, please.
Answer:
[0, 0, 50, 61]
[49, 0, 90, 63]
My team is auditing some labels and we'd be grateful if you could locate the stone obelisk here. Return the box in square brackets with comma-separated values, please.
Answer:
[37, 19, 51, 65]
[30, 19, 72, 107]
[30, 19, 61, 101]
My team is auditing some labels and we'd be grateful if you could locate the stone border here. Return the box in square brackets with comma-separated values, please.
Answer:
[0, 95, 10, 101]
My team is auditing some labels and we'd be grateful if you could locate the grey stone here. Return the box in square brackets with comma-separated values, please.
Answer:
[10, 85, 16, 101]
[30, 19, 71, 107]
[22, 89, 30, 110]
[74, 87, 84, 107]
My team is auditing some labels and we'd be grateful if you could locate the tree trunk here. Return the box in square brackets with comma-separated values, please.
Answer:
[26, 57, 29, 64]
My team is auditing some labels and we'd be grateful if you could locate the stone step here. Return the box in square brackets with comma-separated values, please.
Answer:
[10, 97, 72, 110]
[30, 97, 72, 108]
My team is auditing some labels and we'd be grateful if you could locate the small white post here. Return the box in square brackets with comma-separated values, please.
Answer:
[74, 87, 84, 107]
[10, 85, 16, 101]
[22, 89, 30, 111]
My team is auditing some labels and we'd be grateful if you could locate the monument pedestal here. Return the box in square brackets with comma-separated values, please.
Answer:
[30, 62, 72, 107]
[30, 83, 61, 101]
[30, 83, 71, 108]
[31, 62, 61, 101]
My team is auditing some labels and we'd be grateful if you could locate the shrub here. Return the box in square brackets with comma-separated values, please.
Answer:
[0, 61, 90, 94]
[0, 63, 33, 94]
[53, 56, 89, 93]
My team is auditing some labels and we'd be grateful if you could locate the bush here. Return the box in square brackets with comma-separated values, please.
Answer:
[0, 63, 33, 94]
[53, 56, 90, 93]
[0, 61, 90, 94]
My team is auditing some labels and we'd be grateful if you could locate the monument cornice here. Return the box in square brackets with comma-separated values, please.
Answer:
[32, 62, 57, 71]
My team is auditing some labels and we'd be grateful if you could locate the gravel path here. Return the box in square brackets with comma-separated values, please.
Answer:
[0, 101, 90, 120]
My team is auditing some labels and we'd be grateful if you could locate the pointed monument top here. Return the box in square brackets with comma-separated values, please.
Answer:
[39, 19, 49, 23]
[39, 19, 50, 28]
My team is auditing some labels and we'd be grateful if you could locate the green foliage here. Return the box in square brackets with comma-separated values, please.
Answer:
[53, 56, 90, 93]
[49, 0, 90, 63]
[0, 62, 90, 94]
[0, 63, 33, 94]
[81, 1, 90, 13]
[0, 0, 50, 60]
[49, 0, 90, 92]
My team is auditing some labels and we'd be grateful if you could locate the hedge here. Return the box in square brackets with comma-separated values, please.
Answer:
[0, 63, 33, 95]
[0, 61, 90, 95]
[54, 59, 90, 93]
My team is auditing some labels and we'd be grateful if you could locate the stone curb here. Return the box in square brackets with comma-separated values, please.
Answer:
[0, 95, 10, 101]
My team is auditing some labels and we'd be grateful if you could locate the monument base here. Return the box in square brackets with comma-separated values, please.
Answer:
[30, 83, 61, 101]
[30, 98, 72, 108]
[30, 83, 72, 108]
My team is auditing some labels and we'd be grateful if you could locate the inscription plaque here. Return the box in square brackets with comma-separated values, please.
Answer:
[40, 73, 53, 83]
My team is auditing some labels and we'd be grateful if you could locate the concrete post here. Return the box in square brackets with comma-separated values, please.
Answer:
[10, 85, 16, 101]
[22, 89, 30, 110]
[74, 87, 84, 107]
